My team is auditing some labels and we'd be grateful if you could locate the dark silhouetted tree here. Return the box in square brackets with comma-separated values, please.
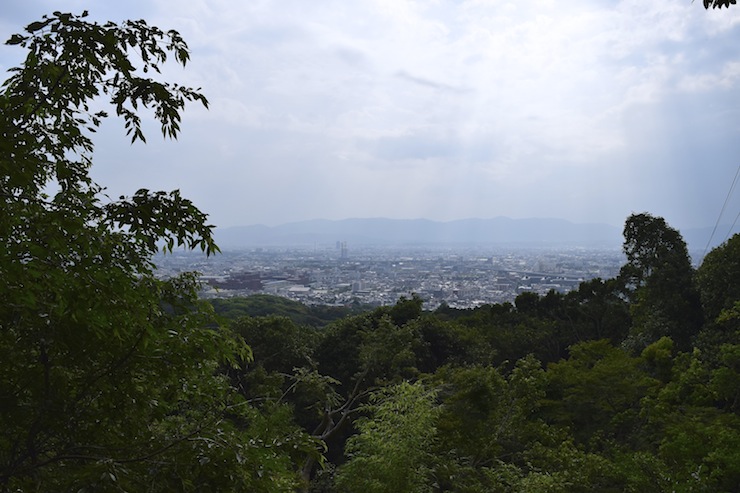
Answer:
[703, 0, 737, 9]
[620, 213, 703, 350]
[696, 234, 740, 323]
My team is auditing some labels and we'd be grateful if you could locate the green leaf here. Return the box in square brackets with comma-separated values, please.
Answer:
[25, 20, 51, 32]
[6, 34, 25, 45]
[0, 12, 301, 493]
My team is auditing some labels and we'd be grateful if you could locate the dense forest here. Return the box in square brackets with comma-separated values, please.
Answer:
[212, 214, 740, 492]
[1, 11, 738, 493]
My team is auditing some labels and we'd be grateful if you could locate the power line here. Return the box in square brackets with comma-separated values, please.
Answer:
[703, 162, 740, 256]
[723, 208, 740, 243]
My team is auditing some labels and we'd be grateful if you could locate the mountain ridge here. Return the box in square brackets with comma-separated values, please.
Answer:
[215, 217, 624, 248]
[213, 217, 740, 253]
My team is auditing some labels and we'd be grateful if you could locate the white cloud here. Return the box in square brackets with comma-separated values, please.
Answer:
[678, 61, 740, 92]
[2, 0, 740, 230]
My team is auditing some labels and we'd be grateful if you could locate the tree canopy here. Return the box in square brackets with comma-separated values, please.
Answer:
[620, 213, 703, 350]
[0, 12, 314, 491]
[703, 0, 737, 9]
[2, 10, 739, 493]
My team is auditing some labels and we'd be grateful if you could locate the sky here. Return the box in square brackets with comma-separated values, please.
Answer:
[2, 1, 740, 235]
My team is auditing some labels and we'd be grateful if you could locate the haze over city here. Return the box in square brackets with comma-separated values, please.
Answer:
[2, 1, 739, 235]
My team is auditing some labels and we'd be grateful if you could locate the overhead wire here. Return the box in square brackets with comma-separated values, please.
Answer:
[723, 208, 740, 243]
[703, 162, 740, 257]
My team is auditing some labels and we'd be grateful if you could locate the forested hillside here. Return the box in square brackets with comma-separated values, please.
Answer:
[211, 294, 368, 328]
[1, 11, 738, 493]
[216, 217, 739, 492]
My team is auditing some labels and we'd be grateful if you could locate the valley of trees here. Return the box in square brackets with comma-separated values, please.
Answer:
[1, 11, 739, 493]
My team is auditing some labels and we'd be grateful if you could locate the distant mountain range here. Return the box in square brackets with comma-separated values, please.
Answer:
[215, 217, 623, 248]
[215, 217, 738, 253]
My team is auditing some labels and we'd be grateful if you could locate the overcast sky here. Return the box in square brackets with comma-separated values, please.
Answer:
[2, 1, 740, 234]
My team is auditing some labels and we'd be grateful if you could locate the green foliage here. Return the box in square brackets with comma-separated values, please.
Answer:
[7, 10, 738, 493]
[640, 336, 676, 383]
[696, 234, 740, 323]
[232, 315, 318, 374]
[434, 365, 512, 466]
[315, 303, 425, 391]
[620, 213, 703, 350]
[512, 435, 622, 493]
[639, 344, 740, 491]
[0, 12, 308, 491]
[514, 291, 540, 314]
[1, 11, 209, 198]
[388, 294, 424, 326]
[427, 357, 551, 492]
[565, 277, 631, 343]
[544, 340, 656, 447]
[411, 316, 489, 372]
[358, 314, 421, 383]
[313, 314, 373, 392]
[447, 284, 631, 369]
[259, 222, 740, 490]
[451, 301, 554, 366]
[226, 315, 336, 440]
[211, 294, 365, 327]
[302, 300, 436, 485]
[335, 381, 439, 493]
[622, 213, 688, 286]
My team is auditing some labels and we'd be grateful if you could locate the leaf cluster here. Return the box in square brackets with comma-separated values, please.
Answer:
[703, 0, 737, 8]
[0, 12, 309, 492]
[264, 215, 737, 492]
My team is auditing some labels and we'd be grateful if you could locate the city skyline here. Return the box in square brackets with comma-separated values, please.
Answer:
[157, 243, 627, 310]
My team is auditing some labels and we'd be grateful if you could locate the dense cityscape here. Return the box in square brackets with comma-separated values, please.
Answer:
[156, 243, 627, 309]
